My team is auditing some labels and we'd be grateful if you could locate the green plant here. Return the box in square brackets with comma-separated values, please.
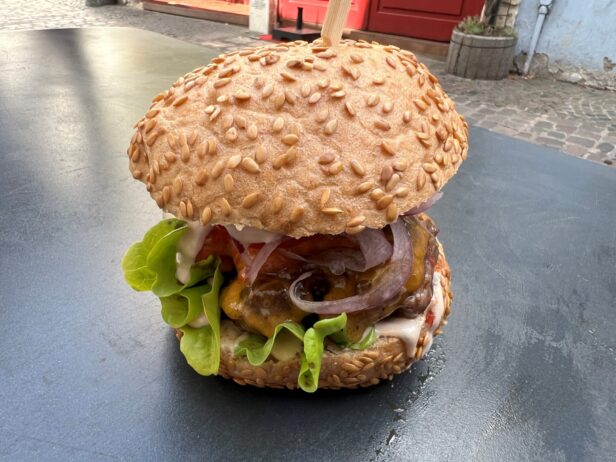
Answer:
[456, 0, 516, 37]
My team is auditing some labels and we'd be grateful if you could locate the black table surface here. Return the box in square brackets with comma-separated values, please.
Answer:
[1, 28, 615, 462]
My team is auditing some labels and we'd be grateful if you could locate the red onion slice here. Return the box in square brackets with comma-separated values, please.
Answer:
[289, 220, 412, 314]
[278, 228, 392, 275]
[243, 238, 283, 285]
[402, 191, 443, 216]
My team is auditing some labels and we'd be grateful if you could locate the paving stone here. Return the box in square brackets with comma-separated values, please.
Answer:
[566, 136, 596, 148]
[534, 121, 554, 130]
[546, 131, 566, 140]
[535, 136, 565, 148]
[596, 142, 614, 153]
[563, 144, 589, 156]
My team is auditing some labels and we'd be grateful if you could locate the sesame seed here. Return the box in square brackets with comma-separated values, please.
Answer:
[324, 119, 338, 135]
[255, 146, 267, 164]
[347, 215, 366, 227]
[434, 152, 445, 165]
[262, 83, 274, 98]
[284, 90, 297, 105]
[317, 50, 336, 59]
[381, 140, 396, 156]
[211, 160, 225, 179]
[146, 108, 160, 118]
[381, 166, 394, 185]
[205, 105, 215, 115]
[233, 115, 246, 129]
[273, 92, 285, 108]
[346, 225, 366, 235]
[195, 169, 209, 186]
[282, 134, 299, 145]
[316, 108, 329, 123]
[162, 186, 171, 204]
[422, 163, 437, 173]
[314, 61, 326, 71]
[188, 130, 198, 146]
[308, 92, 322, 104]
[270, 196, 283, 214]
[350, 159, 365, 176]
[393, 160, 408, 171]
[366, 94, 380, 107]
[173, 177, 183, 195]
[144, 118, 157, 134]
[376, 195, 394, 210]
[355, 181, 373, 194]
[242, 192, 260, 208]
[180, 144, 190, 163]
[208, 138, 218, 155]
[234, 91, 251, 101]
[386, 56, 397, 69]
[173, 95, 188, 107]
[179, 201, 187, 217]
[186, 200, 194, 219]
[417, 171, 427, 190]
[290, 206, 304, 222]
[383, 101, 394, 113]
[322, 207, 343, 215]
[222, 114, 234, 130]
[227, 155, 242, 168]
[164, 151, 177, 163]
[370, 189, 385, 201]
[374, 119, 391, 131]
[247, 124, 259, 140]
[372, 76, 385, 85]
[350, 53, 364, 63]
[272, 117, 285, 132]
[225, 127, 238, 142]
[414, 99, 427, 111]
[221, 198, 232, 216]
[223, 174, 234, 192]
[317, 79, 329, 89]
[318, 152, 335, 164]
[300, 83, 311, 98]
[209, 106, 221, 121]
[328, 161, 343, 174]
[241, 157, 260, 173]
[345, 102, 356, 116]
[386, 173, 401, 191]
[280, 71, 297, 82]
[320, 189, 331, 207]
[332, 90, 346, 98]
[214, 78, 231, 88]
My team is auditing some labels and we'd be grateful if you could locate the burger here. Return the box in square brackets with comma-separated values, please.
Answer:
[122, 38, 468, 391]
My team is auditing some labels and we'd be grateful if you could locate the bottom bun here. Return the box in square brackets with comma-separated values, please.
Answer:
[177, 240, 452, 390]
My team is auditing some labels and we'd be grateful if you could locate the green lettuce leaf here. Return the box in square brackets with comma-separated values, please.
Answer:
[160, 285, 208, 329]
[178, 263, 224, 375]
[235, 322, 305, 365]
[298, 313, 348, 393]
[122, 219, 186, 293]
[122, 218, 216, 297]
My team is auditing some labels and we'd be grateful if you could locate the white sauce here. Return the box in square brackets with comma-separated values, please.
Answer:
[176, 221, 210, 284]
[223, 224, 281, 245]
[188, 312, 209, 328]
[375, 316, 424, 358]
[375, 272, 445, 358]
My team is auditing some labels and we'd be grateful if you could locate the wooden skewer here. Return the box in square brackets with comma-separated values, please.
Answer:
[321, 0, 352, 47]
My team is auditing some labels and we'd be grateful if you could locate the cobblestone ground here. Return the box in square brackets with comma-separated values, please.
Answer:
[2, 0, 615, 167]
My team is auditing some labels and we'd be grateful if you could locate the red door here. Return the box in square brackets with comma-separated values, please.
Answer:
[368, 0, 484, 42]
[279, 0, 370, 30]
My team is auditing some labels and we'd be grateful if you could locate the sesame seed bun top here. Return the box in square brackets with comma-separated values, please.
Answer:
[127, 38, 468, 237]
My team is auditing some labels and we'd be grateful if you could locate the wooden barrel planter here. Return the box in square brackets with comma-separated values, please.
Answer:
[446, 29, 517, 80]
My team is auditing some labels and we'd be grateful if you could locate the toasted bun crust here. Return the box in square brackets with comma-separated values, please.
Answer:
[128, 40, 468, 237]
[176, 242, 452, 390]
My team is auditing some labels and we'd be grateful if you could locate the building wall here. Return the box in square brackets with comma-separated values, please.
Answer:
[514, 0, 616, 89]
